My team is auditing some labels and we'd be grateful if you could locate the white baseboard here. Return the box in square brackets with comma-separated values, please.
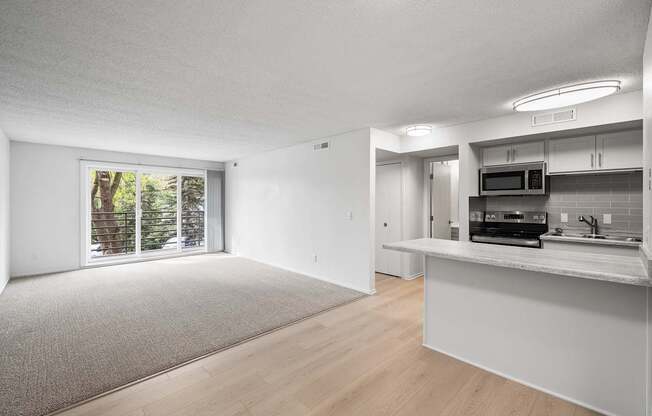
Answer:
[11, 251, 224, 280]
[402, 273, 423, 281]
[421, 343, 616, 416]
[240, 257, 375, 295]
[639, 244, 652, 278]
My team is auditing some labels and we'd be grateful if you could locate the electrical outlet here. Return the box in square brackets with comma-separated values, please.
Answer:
[345, 211, 353, 220]
[560, 212, 568, 223]
[603, 213, 612, 224]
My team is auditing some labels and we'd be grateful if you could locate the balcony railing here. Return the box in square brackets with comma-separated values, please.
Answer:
[90, 210, 204, 256]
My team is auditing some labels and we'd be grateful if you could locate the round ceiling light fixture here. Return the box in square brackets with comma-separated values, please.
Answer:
[513, 80, 621, 112]
[406, 125, 432, 137]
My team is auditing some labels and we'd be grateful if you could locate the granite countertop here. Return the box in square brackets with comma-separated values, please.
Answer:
[539, 231, 641, 247]
[383, 238, 649, 287]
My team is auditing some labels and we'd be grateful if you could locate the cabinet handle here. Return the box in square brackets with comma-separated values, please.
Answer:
[506, 150, 510, 163]
[598, 153, 602, 168]
[590, 153, 594, 168]
[512, 149, 516, 162]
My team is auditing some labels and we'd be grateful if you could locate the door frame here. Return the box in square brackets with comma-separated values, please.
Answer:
[423, 155, 459, 239]
[80, 160, 207, 267]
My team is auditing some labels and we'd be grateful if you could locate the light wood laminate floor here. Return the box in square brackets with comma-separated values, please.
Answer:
[59, 273, 599, 416]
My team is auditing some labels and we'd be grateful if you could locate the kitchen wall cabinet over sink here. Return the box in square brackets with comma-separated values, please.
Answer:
[547, 130, 641, 174]
[483, 141, 544, 166]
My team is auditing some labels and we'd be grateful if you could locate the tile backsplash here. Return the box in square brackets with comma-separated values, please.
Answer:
[482, 172, 643, 235]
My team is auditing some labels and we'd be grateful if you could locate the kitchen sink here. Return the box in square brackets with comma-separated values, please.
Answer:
[581, 234, 606, 239]
[543, 231, 642, 243]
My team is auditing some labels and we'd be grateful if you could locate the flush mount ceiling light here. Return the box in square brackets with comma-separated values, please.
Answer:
[513, 80, 621, 112]
[406, 125, 432, 137]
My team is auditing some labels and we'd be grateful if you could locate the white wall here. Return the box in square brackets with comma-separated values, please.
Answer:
[0, 129, 9, 294]
[400, 156, 425, 277]
[644, 10, 652, 252]
[10, 142, 224, 277]
[225, 128, 374, 294]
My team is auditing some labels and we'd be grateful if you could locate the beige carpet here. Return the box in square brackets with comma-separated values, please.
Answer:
[0, 255, 365, 416]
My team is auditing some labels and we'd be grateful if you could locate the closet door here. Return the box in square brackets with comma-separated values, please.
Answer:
[375, 163, 402, 277]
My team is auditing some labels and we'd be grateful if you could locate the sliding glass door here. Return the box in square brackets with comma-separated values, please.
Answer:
[89, 169, 137, 259]
[180, 176, 205, 250]
[82, 162, 206, 265]
[141, 174, 178, 253]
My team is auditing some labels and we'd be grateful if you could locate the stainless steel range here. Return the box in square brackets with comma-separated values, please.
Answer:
[470, 210, 548, 248]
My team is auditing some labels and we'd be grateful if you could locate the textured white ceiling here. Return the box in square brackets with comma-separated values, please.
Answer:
[0, 0, 649, 161]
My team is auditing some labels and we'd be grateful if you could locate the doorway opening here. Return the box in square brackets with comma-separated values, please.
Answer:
[428, 158, 459, 240]
[374, 148, 425, 281]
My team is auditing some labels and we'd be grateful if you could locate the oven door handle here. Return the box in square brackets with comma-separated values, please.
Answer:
[471, 235, 541, 248]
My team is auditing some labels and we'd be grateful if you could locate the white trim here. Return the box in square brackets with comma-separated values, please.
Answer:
[639, 244, 652, 278]
[176, 175, 182, 252]
[135, 171, 142, 255]
[401, 273, 423, 281]
[421, 343, 617, 416]
[79, 160, 205, 177]
[240, 257, 375, 295]
[13, 251, 221, 279]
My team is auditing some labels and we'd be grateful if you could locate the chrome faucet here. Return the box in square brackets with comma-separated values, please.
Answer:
[578, 215, 599, 235]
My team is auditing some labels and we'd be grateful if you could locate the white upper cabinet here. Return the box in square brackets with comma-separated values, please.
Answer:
[482, 141, 544, 166]
[548, 130, 642, 174]
[482, 145, 512, 166]
[548, 135, 596, 174]
[512, 141, 545, 164]
[597, 130, 642, 171]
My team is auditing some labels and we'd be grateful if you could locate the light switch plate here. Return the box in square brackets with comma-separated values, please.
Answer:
[345, 211, 353, 220]
[560, 212, 568, 223]
[603, 213, 612, 224]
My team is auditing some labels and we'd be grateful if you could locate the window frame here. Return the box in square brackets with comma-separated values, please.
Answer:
[80, 160, 207, 267]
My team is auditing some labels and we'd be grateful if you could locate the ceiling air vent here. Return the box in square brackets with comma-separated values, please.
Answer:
[313, 141, 330, 151]
[531, 108, 576, 127]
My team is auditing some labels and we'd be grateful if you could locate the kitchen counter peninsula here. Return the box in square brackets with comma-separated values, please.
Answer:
[384, 238, 650, 416]
[383, 238, 648, 286]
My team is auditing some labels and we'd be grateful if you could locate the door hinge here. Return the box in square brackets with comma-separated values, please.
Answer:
[429, 173, 434, 179]
[430, 215, 434, 221]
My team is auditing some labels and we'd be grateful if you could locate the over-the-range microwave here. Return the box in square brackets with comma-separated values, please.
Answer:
[479, 162, 548, 196]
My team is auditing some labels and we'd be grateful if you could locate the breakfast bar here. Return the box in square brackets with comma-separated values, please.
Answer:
[384, 238, 650, 416]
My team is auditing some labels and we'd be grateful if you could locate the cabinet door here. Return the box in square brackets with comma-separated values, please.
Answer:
[597, 130, 642, 171]
[512, 141, 544, 164]
[483, 145, 512, 166]
[548, 136, 596, 174]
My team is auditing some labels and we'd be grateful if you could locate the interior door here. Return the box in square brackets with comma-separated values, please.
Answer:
[431, 162, 452, 239]
[375, 163, 402, 277]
